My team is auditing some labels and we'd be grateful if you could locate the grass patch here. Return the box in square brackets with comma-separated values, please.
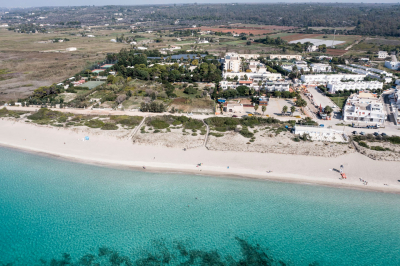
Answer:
[110, 115, 143, 128]
[84, 119, 104, 128]
[209, 132, 224, 137]
[0, 107, 28, 118]
[27, 108, 69, 124]
[101, 123, 118, 130]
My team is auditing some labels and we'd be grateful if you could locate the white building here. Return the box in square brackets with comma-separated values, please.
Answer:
[301, 74, 366, 84]
[317, 56, 332, 60]
[223, 72, 281, 81]
[310, 63, 331, 73]
[224, 53, 241, 72]
[378, 51, 389, 59]
[264, 82, 290, 92]
[342, 93, 385, 127]
[385, 61, 400, 70]
[391, 89, 400, 125]
[350, 64, 392, 77]
[282, 61, 310, 73]
[136, 47, 148, 50]
[248, 61, 267, 73]
[269, 54, 302, 61]
[294, 126, 347, 142]
[65, 47, 77, 52]
[327, 81, 383, 94]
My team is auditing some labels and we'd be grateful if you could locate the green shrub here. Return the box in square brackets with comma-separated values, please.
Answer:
[154, 129, 160, 133]
[370, 146, 390, 151]
[293, 137, 300, 142]
[172, 120, 182, 126]
[210, 132, 224, 137]
[101, 123, 118, 130]
[358, 141, 369, 148]
[85, 119, 105, 128]
[387, 136, 400, 144]
[192, 133, 198, 136]
[28, 108, 63, 121]
[150, 119, 169, 129]
[239, 127, 254, 138]
[110, 115, 143, 127]
[57, 116, 68, 123]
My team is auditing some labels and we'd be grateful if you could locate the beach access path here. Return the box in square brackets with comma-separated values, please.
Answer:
[1, 118, 399, 193]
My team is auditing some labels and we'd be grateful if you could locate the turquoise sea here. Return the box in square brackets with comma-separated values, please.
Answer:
[0, 147, 400, 266]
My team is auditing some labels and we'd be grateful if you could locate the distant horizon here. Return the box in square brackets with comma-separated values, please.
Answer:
[2, 1, 400, 9]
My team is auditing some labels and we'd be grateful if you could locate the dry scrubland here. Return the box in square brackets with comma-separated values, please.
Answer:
[355, 141, 400, 161]
[0, 28, 127, 101]
[3, 107, 400, 161]
[206, 128, 354, 157]
[133, 115, 207, 149]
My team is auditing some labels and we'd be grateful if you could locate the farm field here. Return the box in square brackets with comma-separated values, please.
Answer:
[281, 34, 324, 42]
[325, 49, 348, 56]
[194, 26, 290, 35]
[309, 26, 356, 31]
[222, 24, 296, 30]
[364, 38, 400, 46]
[268, 33, 296, 38]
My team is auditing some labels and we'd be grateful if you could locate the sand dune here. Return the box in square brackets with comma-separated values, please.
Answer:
[1, 118, 400, 193]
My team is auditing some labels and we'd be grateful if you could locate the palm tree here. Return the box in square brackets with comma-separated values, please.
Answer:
[262, 105, 266, 114]
[282, 105, 288, 115]
[254, 104, 259, 114]
[290, 105, 296, 115]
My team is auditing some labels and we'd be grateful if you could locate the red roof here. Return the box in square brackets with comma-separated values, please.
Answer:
[239, 80, 253, 84]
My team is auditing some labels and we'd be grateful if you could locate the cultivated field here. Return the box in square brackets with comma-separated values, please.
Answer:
[195, 25, 294, 36]
[325, 49, 348, 56]
[281, 34, 324, 42]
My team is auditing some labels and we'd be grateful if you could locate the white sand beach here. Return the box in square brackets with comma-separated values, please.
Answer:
[1, 118, 400, 193]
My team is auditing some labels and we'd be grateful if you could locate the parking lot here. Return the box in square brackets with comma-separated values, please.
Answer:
[307, 86, 339, 111]
[263, 98, 302, 117]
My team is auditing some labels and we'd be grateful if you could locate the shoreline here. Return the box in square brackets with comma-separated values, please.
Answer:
[1, 140, 399, 195]
[1, 119, 400, 194]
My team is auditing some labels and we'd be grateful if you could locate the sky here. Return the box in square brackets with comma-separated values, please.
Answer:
[2, 0, 400, 8]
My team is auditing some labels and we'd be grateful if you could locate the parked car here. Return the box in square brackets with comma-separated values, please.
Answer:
[360, 132, 366, 135]
[373, 132, 379, 136]
[232, 115, 238, 118]
[352, 131, 358, 135]
[381, 133, 387, 137]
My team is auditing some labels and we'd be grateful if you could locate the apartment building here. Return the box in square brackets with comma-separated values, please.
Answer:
[342, 93, 385, 126]
[301, 74, 366, 84]
[310, 63, 332, 73]
[384, 61, 400, 70]
[269, 54, 302, 61]
[264, 82, 290, 92]
[327, 81, 383, 94]
[378, 51, 389, 59]
[350, 64, 392, 77]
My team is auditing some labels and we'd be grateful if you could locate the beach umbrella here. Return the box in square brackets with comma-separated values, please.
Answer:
[85, 136, 89, 141]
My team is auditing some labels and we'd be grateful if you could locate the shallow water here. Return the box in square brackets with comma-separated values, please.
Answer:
[0, 147, 399, 265]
